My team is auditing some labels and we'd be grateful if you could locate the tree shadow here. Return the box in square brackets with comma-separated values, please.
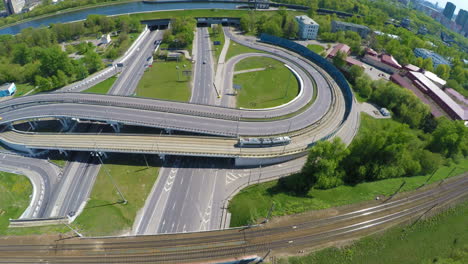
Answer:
[266, 174, 312, 198]
[85, 201, 121, 210]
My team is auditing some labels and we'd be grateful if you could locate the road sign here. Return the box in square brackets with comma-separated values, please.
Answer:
[213, 41, 221, 45]
[233, 84, 242, 90]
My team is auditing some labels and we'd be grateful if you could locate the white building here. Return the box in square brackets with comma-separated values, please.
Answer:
[0, 83, 17, 97]
[100, 34, 112, 45]
[3, 0, 25, 15]
[295, 15, 319, 40]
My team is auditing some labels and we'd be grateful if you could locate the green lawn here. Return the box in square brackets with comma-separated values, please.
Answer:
[0, 172, 32, 235]
[136, 59, 191, 101]
[235, 56, 281, 72]
[228, 114, 468, 227]
[208, 26, 224, 62]
[233, 57, 299, 109]
[13, 83, 36, 97]
[226, 40, 264, 61]
[83, 76, 117, 94]
[73, 154, 161, 236]
[280, 201, 468, 264]
[306, 44, 325, 54]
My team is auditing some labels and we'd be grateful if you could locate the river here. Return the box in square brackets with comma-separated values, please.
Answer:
[0, 1, 243, 35]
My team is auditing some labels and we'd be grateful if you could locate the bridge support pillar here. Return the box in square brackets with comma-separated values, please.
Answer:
[164, 129, 172, 134]
[58, 149, 68, 156]
[92, 151, 108, 159]
[107, 121, 122, 133]
[28, 121, 38, 130]
[59, 118, 72, 131]
[159, 154, 165, 161]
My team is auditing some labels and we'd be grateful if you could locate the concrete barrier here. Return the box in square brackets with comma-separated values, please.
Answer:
[9, 217, 68, 228]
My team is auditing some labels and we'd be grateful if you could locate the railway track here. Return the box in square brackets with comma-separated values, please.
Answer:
[1, 175, 466, 263]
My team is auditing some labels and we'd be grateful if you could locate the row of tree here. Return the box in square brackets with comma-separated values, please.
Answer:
[162, 17, 196, 49]
[0, 14, 140, 92]
[240, 9, 298, 39]
[280, 115, 467, 193]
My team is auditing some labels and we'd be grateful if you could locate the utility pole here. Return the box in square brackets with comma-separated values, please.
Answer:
[143, 154, 149, 169]
[94, 144, 127, 204]
[64, 216, 83, 237]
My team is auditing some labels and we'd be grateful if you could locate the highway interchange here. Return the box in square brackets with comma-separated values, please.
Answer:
[0, 21, 464, 264]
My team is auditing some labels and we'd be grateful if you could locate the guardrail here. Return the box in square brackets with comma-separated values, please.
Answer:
[9, 217, 68, 228]
[259, 34, 354, 120]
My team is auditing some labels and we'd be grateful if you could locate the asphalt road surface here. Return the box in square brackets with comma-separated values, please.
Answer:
[0, 152, 61, 218]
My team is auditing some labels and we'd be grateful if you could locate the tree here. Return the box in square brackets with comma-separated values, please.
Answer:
[422, 57, 434, 72]
[332, 50, 347, 69]
[435, 64, 450, 80]
[354, 75, 373, 98]
[12, 43, 33, 65]
[82, 50, 103, 73]
[429, 118, 468, 158]
[263, 20, 283, 37]
[348, 64, 364, 83]
[301, 138, 350, 190]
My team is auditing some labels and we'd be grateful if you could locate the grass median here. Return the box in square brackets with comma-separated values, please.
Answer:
[281, 201, 468, 264]
[136, 58, 192, 101]
[228, 115, 468, 227]
[73, 153, 161, 236]
[208, 26, 224, 62]
[225, 40, 264, 61]
[233, 57, 299, 109]
[0, 172, 32, 235]
[83, 76, 117, 94]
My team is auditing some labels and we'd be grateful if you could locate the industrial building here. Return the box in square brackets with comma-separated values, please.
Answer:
[362, 48, 402, 74]
[0, 83, 16, 97]
[331, 20, 370, 38]
[413, 48, 451, 68]
[295, 15, 319, 40]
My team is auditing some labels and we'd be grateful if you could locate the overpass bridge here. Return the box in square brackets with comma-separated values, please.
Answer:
[0, 34, 355, 165]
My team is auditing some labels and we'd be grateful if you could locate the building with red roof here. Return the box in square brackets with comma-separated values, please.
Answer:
[327, 43, 350, 59]
[407, 71, 466, 120]
[362, 49, 402, 73]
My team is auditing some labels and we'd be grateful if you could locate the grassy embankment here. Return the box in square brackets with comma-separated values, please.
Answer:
[83, 76, 117, 94]
[136, 58, 192, 101]
[228, 114, 468, 227]
[72, 154, 161, 236]
[225, 40, 264, 61]
[306, 44, 325, 54]
[207, 26, 225, 62]
[1, 154, 160, 236]
[0, 172, 32, 235]
[233, 56, 299, 109]
[279, 201, 468, 264]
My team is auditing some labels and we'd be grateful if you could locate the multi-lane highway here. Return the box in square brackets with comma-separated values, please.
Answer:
[39, 29, 165, 219]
